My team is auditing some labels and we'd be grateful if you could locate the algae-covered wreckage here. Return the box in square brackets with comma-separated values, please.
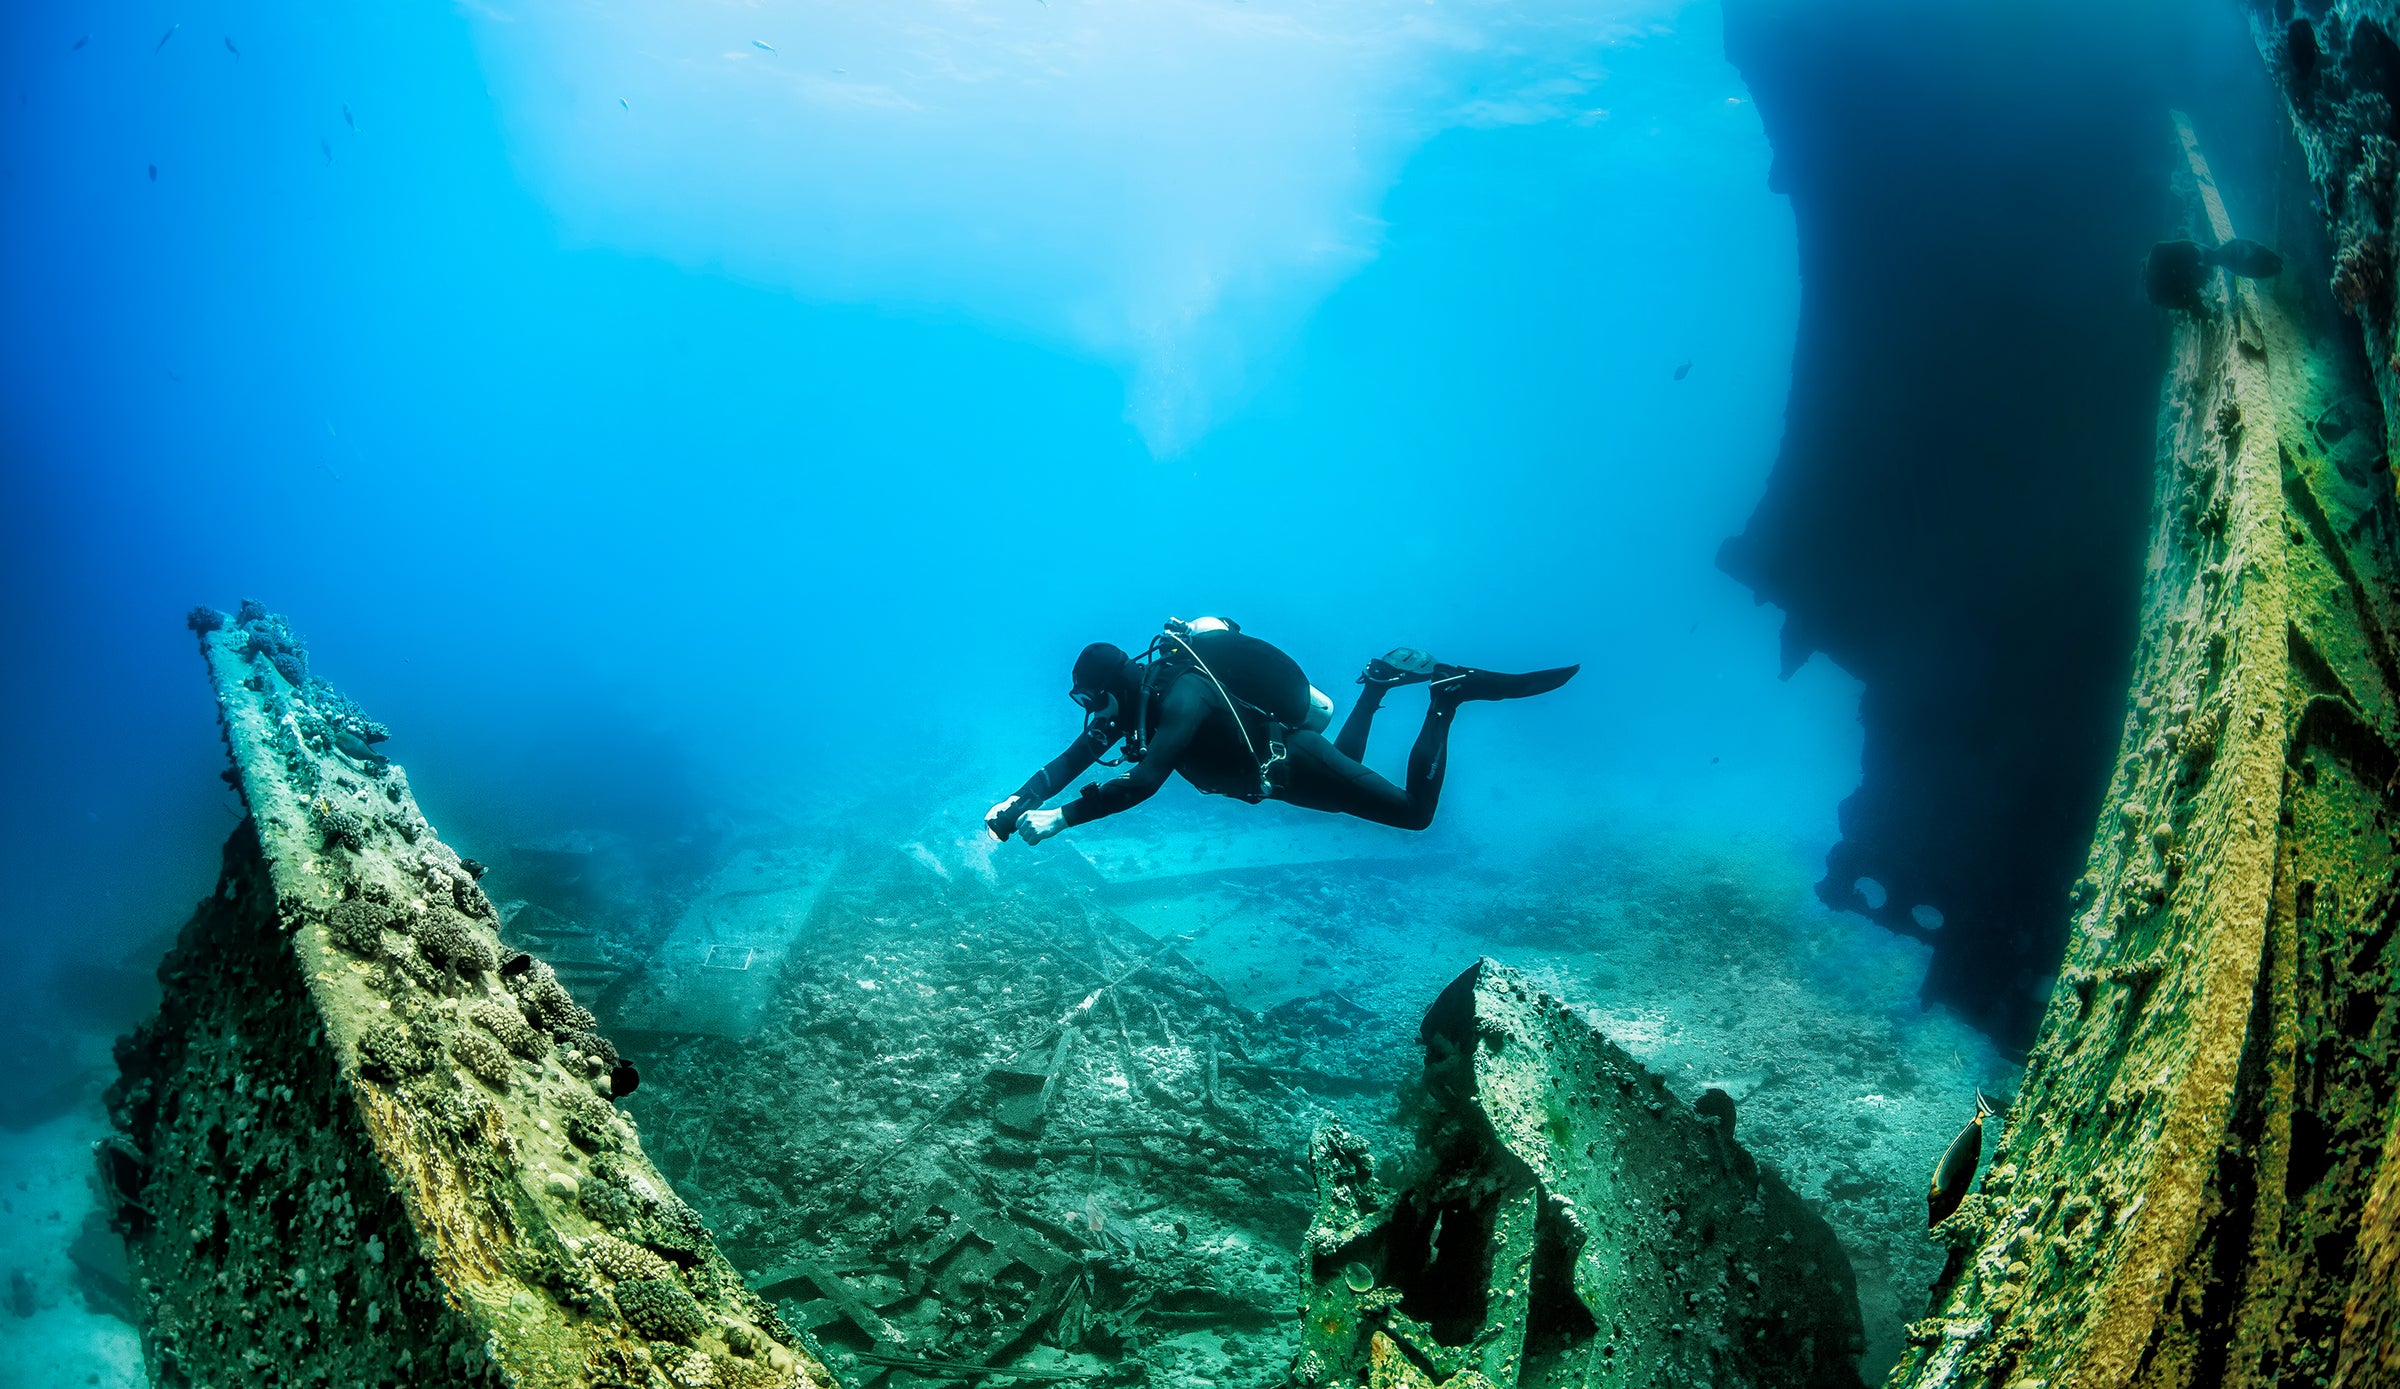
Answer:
[1289, 959, 1863, 1389]
[1872, 16, 2400, 1388]
[101, 12, 2400, 1389]
[105, 604, 833, 1389]
[1874, 111, 2400, 1382]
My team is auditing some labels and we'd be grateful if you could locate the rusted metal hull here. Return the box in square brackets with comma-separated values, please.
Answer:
[1883, 110, 2400, 1389]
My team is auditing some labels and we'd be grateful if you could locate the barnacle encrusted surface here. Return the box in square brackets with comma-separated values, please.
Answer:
[103, 605, 832, 1389]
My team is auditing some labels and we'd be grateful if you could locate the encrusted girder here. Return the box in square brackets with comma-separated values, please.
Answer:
[1884, 110, 2400, 1389]
[106, 604, 838, 1389]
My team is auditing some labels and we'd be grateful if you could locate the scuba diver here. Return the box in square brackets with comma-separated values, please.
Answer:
[986, 617, 1577, 845]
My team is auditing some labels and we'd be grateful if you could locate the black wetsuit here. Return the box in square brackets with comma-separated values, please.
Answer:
[1004, 665, 1459, 832]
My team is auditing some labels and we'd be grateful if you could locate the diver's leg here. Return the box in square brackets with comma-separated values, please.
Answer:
[1273, 730, 1441, 831]
[1285, 666, 1571, 829]
[1399, 698, 1458, 826]
[1333, 683, 1388, 761]
[1336, 648, 1438, 761]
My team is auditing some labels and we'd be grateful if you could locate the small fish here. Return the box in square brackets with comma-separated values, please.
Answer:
[1673, 360, 1692, 381]
[320, 139, 333, 163]
[1927, 1090, 1995, 1227]
[752, 39, 776, 53]
[146, 163, 157, 181]
[71, 35, 89, 51]
[155, 23, 178, 53]
[332, 729, 385, 764]
[341, 103, 355, 130]
[2205, 237, 2284, 280]
[224, 36, 239, 59]
[618, 97, 629, 110]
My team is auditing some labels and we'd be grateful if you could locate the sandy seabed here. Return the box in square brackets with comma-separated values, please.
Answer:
[0, 1102, 147, 1389]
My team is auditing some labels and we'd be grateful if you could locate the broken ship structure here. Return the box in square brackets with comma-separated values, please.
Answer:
[105, 604, 832, 1389]
[1873, 110, 2400, 1383]
[1864, 10, 2400, 1384]
[1290, 959, 1864, 1389]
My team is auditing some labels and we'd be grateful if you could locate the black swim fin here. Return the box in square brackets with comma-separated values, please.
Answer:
[1428, 663, 1580, 705]
[1361, 647, 1439, 687]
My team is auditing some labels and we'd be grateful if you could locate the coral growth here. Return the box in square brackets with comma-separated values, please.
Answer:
[451, 1030, 516, 1090]
[587, 1232, 678, 1284]
[560, 1087, 620, 1153]
[312, 797, 369, 853]
[585, 1346, 654, 1389]
[517, 963, 599, 1036]
[237, 607, 309, 687]
[580, 1178, 641, 1232]
[568, 1030, 620, 1069]
[2335, 235, 2388, 314]
[416, 907, 498, 977]
[104, 828, 505, 1388]
[357, 1021, 435, 1081]
[468, 998, 549, 1061]
[614, 1278, 711, 1344]
[125, 602, 815, 1388]
[327, 898, 393, 955]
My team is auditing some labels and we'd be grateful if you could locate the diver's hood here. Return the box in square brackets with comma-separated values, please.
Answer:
[1072, 642, 1133, 704]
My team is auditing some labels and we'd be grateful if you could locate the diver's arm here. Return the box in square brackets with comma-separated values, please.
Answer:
[1058, 679, 1207, 829]
[987, 727, 1112, 838]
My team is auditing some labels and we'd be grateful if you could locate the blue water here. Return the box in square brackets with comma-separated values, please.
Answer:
[0, 1, 1856, 1040]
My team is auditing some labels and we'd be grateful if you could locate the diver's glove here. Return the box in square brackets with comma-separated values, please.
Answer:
[985, 796, 1030, 841]
[1017, 808, 1067, 845]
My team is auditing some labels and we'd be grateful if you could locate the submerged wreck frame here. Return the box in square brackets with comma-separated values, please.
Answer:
[1880, 94, 2400, 1389]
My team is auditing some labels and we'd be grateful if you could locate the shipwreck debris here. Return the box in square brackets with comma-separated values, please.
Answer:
[104, 604, 833, 1389]
[1877, 109, 2400, 1389]
[1291, 958, 1867, 1389]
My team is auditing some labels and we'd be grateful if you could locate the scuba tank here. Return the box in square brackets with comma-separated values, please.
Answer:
[1137, 617, 1329, 798]
[1301, 684, 1334, 733]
